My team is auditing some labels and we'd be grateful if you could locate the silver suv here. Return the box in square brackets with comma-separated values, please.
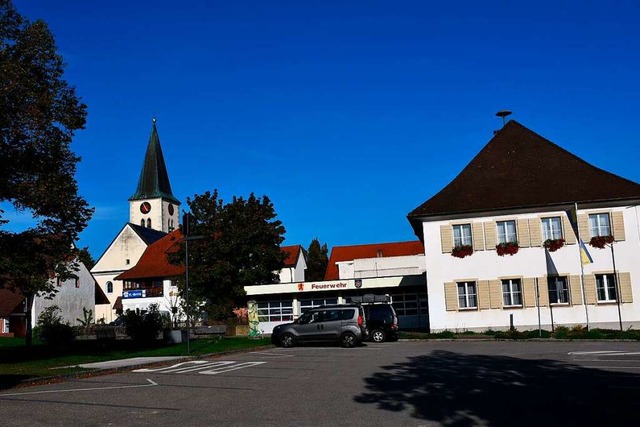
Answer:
[271, 305, 367, 348]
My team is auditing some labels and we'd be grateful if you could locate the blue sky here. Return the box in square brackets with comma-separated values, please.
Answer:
[10, 0, 640, 258]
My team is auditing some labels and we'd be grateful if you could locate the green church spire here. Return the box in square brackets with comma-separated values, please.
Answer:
[129, 119, 180, 204]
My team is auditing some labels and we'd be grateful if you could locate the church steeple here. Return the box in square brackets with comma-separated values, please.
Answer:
[129, 119, 180, 233]
[129, 118, 180, 204]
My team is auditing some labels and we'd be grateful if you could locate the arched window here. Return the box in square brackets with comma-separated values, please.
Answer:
[140, 219, 145, 227]
[147, 218, 152, 228]
[168, 219, 174, 232]
[106, 281, 113, 293]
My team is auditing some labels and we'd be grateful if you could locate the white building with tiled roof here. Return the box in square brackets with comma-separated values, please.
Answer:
[408, 120, 640, 332]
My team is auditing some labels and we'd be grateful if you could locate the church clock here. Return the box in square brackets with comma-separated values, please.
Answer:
[140, 202, 152, 214]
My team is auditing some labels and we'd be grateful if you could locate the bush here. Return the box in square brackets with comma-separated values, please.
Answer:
[430, 330, 455, 339]
[35, 306, 75, 346]
[122, 303, 164, 344]
[493, 328, 529, 340]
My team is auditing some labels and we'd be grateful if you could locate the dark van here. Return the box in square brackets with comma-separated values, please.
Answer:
[350, 295, 399, 343]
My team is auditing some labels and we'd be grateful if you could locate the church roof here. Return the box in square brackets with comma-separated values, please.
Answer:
[408, 120, 640, 224]
[129, 120, 180, 204]
[128, 223, 167, 245]
[324, 241, 424, 280]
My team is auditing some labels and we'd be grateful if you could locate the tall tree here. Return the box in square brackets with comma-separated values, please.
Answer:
[0, 1, 92, 346]
[306, 238, 329, 281]
[171, 190, 286, 320]
[77, 246, 95, 270]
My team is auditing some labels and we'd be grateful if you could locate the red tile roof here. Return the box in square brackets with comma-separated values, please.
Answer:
[282, 245, 302, 267]
[116, 233, 304, 281]
[409, 121, 640, 227]
[324, 241, 424, 280]
[0, 289, 25, 317]
[115, 230, 185, 281]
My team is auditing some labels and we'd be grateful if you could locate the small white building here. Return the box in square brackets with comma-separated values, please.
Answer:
[1, 258, 108, 337]
[278, 245, 307, 283]
[408, 120, 640, 332]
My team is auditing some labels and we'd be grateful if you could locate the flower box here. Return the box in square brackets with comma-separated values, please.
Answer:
[543, 238, 565, 252]
[496, 241, 519, 256]
[589, 235, 614, 249]
[451, 244, 473, 258]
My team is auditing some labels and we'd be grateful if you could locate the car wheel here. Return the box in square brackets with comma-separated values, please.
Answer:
[280, 333, 295, 348]
[371, 329, 385, 343]
[340, 332, 357, 348]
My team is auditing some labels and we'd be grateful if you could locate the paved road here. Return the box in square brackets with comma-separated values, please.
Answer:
[2, 340, 640, 426]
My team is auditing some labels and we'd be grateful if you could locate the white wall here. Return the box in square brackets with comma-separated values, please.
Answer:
[32, 261, 96, 327]
[92, 225, 150, 322]
[424, 206, 640, 332]
[121, 280, 179, 317]
[337, 255, 425, 279]
[277, 252, 307, 283]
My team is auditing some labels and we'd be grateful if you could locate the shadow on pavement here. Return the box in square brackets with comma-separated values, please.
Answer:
[354, 350, 640, 426]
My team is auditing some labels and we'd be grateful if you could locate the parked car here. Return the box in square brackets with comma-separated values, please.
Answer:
[361, 303, 399, 343]
[271, 304, 367, 348]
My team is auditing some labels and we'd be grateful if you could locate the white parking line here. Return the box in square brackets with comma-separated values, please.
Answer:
[0, 379, 157, 397]
[249, 351, 295, 358]
[581, 365, 640, 370]
[133, 360, 267, 375]
[133, 360, 210, 373]
[200, 362, 266, 375]
[568, 351, 625, 355]
[569, 351, 640, 358]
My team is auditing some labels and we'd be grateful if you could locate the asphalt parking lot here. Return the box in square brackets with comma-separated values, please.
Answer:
[2, 340, 640, 426]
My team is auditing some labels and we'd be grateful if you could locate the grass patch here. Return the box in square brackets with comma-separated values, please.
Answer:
[0, 336, 270, 388]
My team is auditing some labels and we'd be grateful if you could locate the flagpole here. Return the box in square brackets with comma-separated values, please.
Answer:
[535, 277, 541, 337]
[610, 243, 623, 331]
[575, 202, 590, 330]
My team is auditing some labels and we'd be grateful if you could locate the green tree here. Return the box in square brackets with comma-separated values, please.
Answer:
[172, 190, 286, 320]
[77, 246, 95, 270]
[0, 1, 92, 347]
[306, 238, 329, 281]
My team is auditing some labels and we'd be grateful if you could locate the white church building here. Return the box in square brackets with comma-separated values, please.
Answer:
[92, 119, 180, 323]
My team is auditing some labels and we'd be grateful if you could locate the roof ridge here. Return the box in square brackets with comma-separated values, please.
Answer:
[408, 120, 640, 224]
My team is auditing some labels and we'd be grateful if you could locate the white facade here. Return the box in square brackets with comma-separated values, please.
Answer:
[423, 205, 640, 332]
[129, 199, 179, 233]
[33, 261, 97, 326]
[338, 255, 425, 279]
[245, 251, 427, 334]
[92, 225, 153, 323]
[245, 274, 426, 334]
[120, 280, 179, 317]
[278, 251, 307, 283]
